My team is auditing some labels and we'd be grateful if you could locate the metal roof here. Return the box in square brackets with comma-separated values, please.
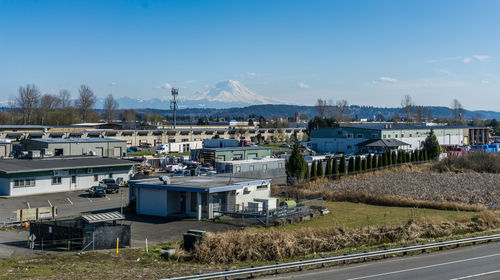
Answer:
[0, 157, 136, 174]
[203, 146, 272, 152]
[347, 123, 481, 131]
[28, 138, 124, 143]
[80, 211, 125, 224]
[356, 139, 410, 148]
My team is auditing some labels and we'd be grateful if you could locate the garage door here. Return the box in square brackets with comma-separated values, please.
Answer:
[138, 189, 167, 217]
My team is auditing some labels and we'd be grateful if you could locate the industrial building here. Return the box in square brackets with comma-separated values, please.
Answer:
[190, 146, 273, 165]
[22, 138, 127, 157]
[129, 177, 275, 220]
[0, 140, 12, 158]
[310, 124, 491, 154]
[0, 157, 135, 196]
[215, 158, 286, 179]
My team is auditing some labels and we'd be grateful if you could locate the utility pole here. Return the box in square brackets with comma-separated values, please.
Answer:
[170, 88, 179, 129]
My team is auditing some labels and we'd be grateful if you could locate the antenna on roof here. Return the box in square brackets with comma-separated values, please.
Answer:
[170, 88, 179, 129]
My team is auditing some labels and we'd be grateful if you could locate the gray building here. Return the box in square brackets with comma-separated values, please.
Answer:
[22, 138, 127, 157]
[0, 157, 135, 196]
[215, 158, 286, 180]
[129, 177, 274, 220]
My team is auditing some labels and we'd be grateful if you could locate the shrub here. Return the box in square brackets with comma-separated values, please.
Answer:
[325, 159, 332, 179]
[433, 152, 500, 173]
[310, 161, 317, 180]
[317, 160, 324, 178]
[355, 156, 362, 172]
[339, 155, 346, 175]
[333, 159, 339, 179]
[348, 157, 354, 173]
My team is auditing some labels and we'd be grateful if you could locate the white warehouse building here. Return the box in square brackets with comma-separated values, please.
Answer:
[129, 177, 276, 220]
[0, 157, 136, 196]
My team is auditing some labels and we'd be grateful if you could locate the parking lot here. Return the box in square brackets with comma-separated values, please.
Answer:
[0, 188, 129, 224]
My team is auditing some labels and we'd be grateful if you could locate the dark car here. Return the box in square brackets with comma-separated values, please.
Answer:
[99, 178, 116, 187]
[104, 183, 119, 194]
[89, 186, 106, 197]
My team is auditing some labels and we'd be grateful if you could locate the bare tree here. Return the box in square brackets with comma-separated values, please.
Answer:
[58, 89, 71, 110]
[17, 84, 40, 124]
[75, 85, 97, 123]
[336, 99, 349, 121]
[103, 94, 119, 123]
[451, 99, 464, 125]
[400, 94, 414, 123]
[39, 94, 61, 124]
[315, 99, 327, 117]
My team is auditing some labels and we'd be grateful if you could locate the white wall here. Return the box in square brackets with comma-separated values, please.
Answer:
[234, 183, 271, 210]
[4, 169, 132, 197]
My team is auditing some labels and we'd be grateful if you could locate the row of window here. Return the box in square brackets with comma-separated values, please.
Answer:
[234, 164, 273, 173]
[346, 134, 378, 139]
[13, 179, 36, 188]
[383, 133, 414, 139]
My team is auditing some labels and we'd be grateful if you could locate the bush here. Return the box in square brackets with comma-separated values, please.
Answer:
[433, 152, 500, 173]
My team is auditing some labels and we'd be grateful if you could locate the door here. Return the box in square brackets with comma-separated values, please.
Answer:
[0, 146, 5, 157]
[95, 147, 104, 156]
[180, 192, 187, 213]
[114, 147, 122, 157]
[138, 189, 167, 217]
[71, 175, 77, 190]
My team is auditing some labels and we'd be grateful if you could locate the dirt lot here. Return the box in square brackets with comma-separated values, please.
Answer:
[308, 168, 500, 205]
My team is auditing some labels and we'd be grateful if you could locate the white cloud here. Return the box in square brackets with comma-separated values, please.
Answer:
[110, 82, 117, 86]
[155, 83, 173, 89]
[481, 80, 490, 84]
[425, 57, 462, 64]
[297, 82, 310, 89]
[372, 77, 398, 84]
[247, 72, 257, 77]
[473, 55, 491, 62]
[463, 57, 472, 64]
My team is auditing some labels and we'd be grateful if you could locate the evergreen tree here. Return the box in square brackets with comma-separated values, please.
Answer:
[333, 158, 339, 179]
[411, 150, 416, 162]
[423, 129, 441, 160]
[304, 164, 310, 181]
[317, 160, 323, 178]
[373, 154, 378, 169]
[285, 143, 309, 180]
[387, 151, 392, 165]
[310, 161, 317, 180]
[391, 151, 397, 165]
[367, 154, 372, 169]
[325, 159, 332, 180]
[406, 152, 410, 163]
[381, 152, 387, 166]
[355, 155, 362, 172]
[424, 149, 429, 161]
[348, 157, 355, 173]
[339, 155, 346, 175]
[362, 158, 367, 171]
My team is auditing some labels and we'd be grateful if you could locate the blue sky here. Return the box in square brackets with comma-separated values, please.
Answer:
[0, 0, 499, 110]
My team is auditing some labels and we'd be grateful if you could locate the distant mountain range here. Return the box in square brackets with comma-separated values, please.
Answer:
[133, 104, 500, 120]
[96, 80, 284, 109]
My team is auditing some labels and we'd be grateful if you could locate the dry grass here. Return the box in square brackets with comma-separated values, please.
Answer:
[193, 211, 500, 263]
[285, 168, 500, 206]
[433, 152, 500, 173]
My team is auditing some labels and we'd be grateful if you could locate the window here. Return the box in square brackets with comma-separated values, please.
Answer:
[337, 130, 342, 135]
[278, 163, 283, 168]
[249, 165, 255, 171]
[347, 145, 352, 149]
[51, 177, 62, 185]
[409, 134, 412, 137]
[262, 164, 267, 170]
[235, 166, 241, 173]
[387, 135, 391, 138]
[347, 134, 353, 138]
[357, 134, 363, 139]
[94, 174, 98, 182]
[14, 179, 35, 188]
[401, 134, 404, 137]
[383, 134, 386, 139]
[257, 184, 268, 190]
[109, 173, 113, 178]
[395, 134, 398, 138]
[71, 176, 76, 184]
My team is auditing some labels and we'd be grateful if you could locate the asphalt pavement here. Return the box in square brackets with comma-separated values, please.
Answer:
[263, 242, 500, 280]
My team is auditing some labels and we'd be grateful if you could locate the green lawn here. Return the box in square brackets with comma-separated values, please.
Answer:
[278, 201, 475, 230]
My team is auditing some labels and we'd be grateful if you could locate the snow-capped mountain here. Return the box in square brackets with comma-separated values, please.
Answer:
[187, 80, 281, 105]
[96, 80, 285, 109]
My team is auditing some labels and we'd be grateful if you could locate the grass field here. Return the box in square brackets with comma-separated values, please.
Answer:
[279, 201, 476, 230]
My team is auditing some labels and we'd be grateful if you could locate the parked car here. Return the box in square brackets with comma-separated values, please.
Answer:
[104, 183, 119, 194]
[99, 178, 116, 187]
[199, 167, 217, 176]
[89, 186, 106, 197]
[166, 164, 185, 173]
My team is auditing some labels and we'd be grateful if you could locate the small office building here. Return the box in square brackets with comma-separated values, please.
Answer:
[191, 146, 272, 165]
[129, 177, 275, 220]
[215, 158, 286, 179]
[22, 138, 127, 157]
[0, 157, 136, 196]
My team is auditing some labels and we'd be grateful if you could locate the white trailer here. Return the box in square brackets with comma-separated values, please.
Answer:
[156, 141, 202, 154]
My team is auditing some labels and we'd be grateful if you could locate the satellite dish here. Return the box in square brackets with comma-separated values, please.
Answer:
[159, 176, 171, 184]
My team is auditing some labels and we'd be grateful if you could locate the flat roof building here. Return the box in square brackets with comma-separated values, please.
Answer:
[191, 146, 273, 165]
[22, 138, 127, 157]
[129, 176, 274, 220]
[0, 157, 136, 196]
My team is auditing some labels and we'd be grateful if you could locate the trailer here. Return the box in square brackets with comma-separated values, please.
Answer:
[156, 141, 202, 154]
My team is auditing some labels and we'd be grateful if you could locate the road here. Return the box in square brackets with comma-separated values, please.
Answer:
[264, 242, 500, 280]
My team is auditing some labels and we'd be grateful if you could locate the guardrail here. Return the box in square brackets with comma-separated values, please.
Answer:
[164, 234, 500, 280]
